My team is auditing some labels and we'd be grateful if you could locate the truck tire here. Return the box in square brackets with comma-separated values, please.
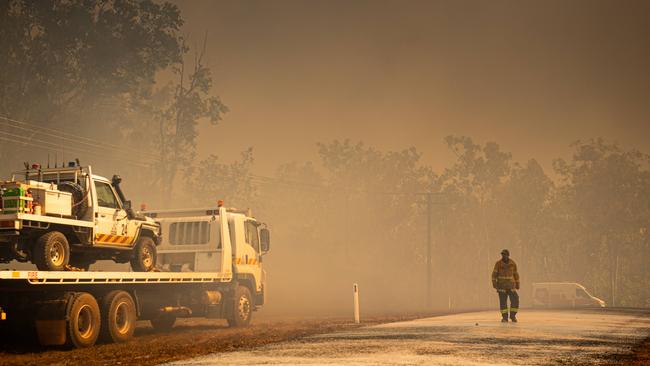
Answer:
[58, 182, 88, 219]
[227, 285, 253, 327]
[100, 291, 136, 343]
[130, 236, 156, 272]
[149, 314, 176, 332]
[65, 292, 100, 348]
[33, 231, 70, 271]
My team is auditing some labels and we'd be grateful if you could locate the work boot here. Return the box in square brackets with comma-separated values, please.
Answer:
[510, 313, 518, 323]
[501, 314, 508, 323]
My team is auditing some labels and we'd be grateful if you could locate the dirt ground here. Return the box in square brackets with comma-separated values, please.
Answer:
[0, 311, 648, 366]
[0, 313, 434, 366]
[627, 336, 650, 366]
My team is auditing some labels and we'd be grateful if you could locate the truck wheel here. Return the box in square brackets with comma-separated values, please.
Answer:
[227, 285, 253, 327]
[100, 291, 136, 343]
[65, 292, 100, 348]
[130, 236, 156, 272]
[150, 314, 176, 332]
[33, 231, 70, 271]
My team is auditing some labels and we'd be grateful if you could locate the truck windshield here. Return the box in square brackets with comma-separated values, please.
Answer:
[95, 182, 119, 209]
[245, 221, 260, 252]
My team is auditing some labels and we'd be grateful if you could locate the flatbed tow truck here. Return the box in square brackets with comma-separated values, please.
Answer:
[0, 205, 270, 348]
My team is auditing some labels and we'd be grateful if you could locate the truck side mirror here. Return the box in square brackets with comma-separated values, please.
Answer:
[124, 200, 132, 210]
[260, 228, 270, 253]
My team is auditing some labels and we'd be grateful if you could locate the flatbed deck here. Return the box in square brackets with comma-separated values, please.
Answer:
[0, 212, 94, 227]
[0, 270, 232, 285]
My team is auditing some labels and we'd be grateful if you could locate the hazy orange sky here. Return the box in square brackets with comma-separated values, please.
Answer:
[172, 0, 650, 176]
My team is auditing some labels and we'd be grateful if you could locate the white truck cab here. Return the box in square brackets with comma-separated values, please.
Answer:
[144, 206, 270, 306]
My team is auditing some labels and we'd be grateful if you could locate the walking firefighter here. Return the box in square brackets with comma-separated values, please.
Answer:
[492, 249, 520, 322]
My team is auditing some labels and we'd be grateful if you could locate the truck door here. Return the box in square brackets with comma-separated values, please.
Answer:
[93, 180, 129, 246]
[243, 220, 263, 292]
[229, 216, 262, 291]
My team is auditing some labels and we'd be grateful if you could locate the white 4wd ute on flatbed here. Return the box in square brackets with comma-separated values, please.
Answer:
[0, 163, 160, 271]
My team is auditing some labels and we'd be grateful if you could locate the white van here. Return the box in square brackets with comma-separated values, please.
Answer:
[532, 282, 606, 308]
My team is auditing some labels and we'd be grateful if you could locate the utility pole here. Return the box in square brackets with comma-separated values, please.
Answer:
[426, 192, 432, 309]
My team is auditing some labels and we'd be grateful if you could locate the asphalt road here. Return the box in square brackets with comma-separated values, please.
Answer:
[165, 309, 650, 366]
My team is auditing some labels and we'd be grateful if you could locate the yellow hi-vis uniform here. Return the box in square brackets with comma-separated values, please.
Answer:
[492, 259, 520, 290]
[492, 259, 520, 319]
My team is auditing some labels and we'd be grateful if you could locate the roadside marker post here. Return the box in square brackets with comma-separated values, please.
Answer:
[353, 283, 360, 324]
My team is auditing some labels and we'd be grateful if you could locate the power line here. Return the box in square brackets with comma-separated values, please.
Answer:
[248, 173, 441, 197]
[0, 115, 158, 158]
[0, 132, 154, 168]
[248, 174, 325, 189]
[0, 126, 158, 166]
[0, 115, 158, 160]
[0, 114, 161, 168]
[0, 134, 153, 168]
[0, 119, 158, 162]
[0, 116, 441, 196]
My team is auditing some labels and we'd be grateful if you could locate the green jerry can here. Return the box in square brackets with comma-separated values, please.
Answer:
[1, 185, 30, 213]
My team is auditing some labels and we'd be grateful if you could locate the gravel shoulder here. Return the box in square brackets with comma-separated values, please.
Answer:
[0, 313, 436, 366]
[161, 309, 650, 366]
[626, 335, 650, 366]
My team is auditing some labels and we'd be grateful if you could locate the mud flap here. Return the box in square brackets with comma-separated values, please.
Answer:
[34, 294, 73, 346]
[35, 320, 66, 346]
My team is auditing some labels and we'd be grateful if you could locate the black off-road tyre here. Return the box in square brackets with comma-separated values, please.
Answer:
[58, 182, 88, 219]
[65, 292, 101, 348]
[149, 314, 176, 332]
[227, 285, 253, 327]
[100, 291, 136, 343]
[130, 236, 157, 272]
[33, 231, 70, 271]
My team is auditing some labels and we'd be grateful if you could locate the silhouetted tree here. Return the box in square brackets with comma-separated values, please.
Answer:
[437, 136, 513, 307]
[0, 0, 183, 130]
[152, 36, 228, 204]
[553, 139, 650, 306]
[187, 148, 255, 208]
